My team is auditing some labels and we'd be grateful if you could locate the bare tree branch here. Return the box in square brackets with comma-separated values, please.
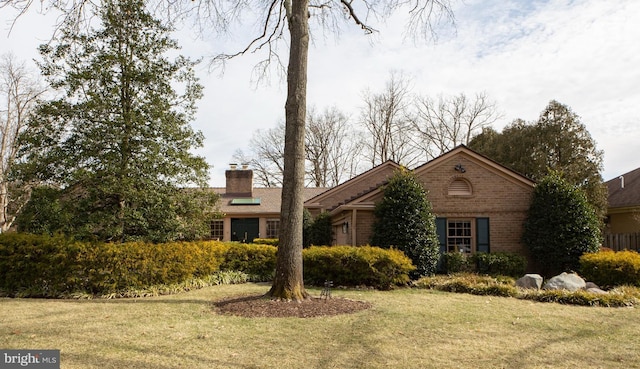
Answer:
[340, 0, 376, 34]
[412, 91, 501, 158]
[0, 53, 47, 231]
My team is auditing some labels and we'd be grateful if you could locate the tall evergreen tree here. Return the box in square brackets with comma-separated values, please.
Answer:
[469, 100, 606, 219]
[523, 171, 601, 276]
[371, 169, 440, 276]
[17, 0, 214, 242]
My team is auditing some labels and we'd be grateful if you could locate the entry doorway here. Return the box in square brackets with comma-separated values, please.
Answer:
[231, 218, 259, 243]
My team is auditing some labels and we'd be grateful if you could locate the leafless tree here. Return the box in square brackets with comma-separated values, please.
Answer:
[6, 0, 454, 300]
[412, 92, 501, 159]
[360, 72, 422, 167]
[306, 106, 362, 187]
[233, 123, 286, 187]
[237, 106, 363, 188]
[0, 54, 47, 232]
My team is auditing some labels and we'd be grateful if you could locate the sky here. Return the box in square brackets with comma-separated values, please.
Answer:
[2, 0, 639, 187]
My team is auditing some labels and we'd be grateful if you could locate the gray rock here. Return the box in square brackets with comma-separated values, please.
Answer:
[585, 282, 600, 290]
[586, 287, 608, 294]
[543, 272, 586, 292]
[516, 274, 543, 289]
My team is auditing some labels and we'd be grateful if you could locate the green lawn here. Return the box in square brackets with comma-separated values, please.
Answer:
[1, 283, 639, 369]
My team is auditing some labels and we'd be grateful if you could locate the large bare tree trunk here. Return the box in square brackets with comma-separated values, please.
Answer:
[266, 0, 310, 301]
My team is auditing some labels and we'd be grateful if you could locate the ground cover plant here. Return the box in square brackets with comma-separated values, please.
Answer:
[2, 283, 639, 369]
[415, 273, 640, 307]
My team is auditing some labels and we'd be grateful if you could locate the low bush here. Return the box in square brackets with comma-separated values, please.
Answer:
[415, 273, 640, 307]
[414, 273, 518, 297]
[441, 252, 474, 274]
[518, 289, 638, 307]
[440, 252, 527, 277]
[472, 252, 527, 278]
[580, 250, 640, 288]
[303, 245, 415, 290]
[253, 238, 279, 247]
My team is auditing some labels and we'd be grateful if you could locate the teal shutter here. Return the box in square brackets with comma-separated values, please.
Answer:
[435, 217, 447, 272]
[435, 217, 447, 254]
[476, 218, 490, 253]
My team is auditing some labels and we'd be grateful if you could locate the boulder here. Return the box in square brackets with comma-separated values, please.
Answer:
[516, 274, 543, 289]
[585, 282, 600, 290]
[586, 287, 608, 294]
[543, 272, 586, 292]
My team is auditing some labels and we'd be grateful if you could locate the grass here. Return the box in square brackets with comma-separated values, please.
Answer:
[1, 283, 640, 369]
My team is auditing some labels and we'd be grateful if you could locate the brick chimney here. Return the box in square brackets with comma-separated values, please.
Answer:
[225, 164, 253, 196]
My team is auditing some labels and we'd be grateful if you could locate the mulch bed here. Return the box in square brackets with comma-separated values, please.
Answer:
[213, 295, 372, 318]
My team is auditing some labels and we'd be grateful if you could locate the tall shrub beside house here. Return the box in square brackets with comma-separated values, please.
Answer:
[371, 169, 439, 276]
[523, 171, 602, 276]
[305, 211, 332, 247]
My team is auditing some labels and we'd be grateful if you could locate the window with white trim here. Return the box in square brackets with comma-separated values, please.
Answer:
[436, 217, 490, 255]
[266, 219, 280, 239]
[210, 220, 224, 240]
[447, 220, 472, 253]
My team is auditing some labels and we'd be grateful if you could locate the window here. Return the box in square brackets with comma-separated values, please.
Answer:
[266, 219, 280, 239]
[448, 178, 472, 196]
[210, 220, 224, 240]
[436, 217, 490, 255]
[447, 220, 472, 253]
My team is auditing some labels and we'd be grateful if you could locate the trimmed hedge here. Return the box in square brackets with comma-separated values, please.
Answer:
[0, 234, 225, 297]
[0, 235, 415, 297]
[580, 250, 640, 288]
[303, 245, 415, 290]
[220, 243, 276, 280]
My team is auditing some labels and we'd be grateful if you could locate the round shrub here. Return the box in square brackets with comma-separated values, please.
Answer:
[580, 250, 640, 288]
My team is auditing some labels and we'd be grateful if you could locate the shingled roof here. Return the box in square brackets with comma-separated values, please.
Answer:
[211, 187, 328, 214]
[606, 167, 640, 209]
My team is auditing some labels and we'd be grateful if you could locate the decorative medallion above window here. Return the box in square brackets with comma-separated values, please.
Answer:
[448, 178, 472, 196]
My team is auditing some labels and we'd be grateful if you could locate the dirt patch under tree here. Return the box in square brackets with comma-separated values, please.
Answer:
[213, 294, 372, 318]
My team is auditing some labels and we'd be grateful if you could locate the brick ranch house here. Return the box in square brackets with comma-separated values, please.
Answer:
[209, 165, 326, 243]
[211, 146, 535, 260]
[305, 145, 535, 257]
